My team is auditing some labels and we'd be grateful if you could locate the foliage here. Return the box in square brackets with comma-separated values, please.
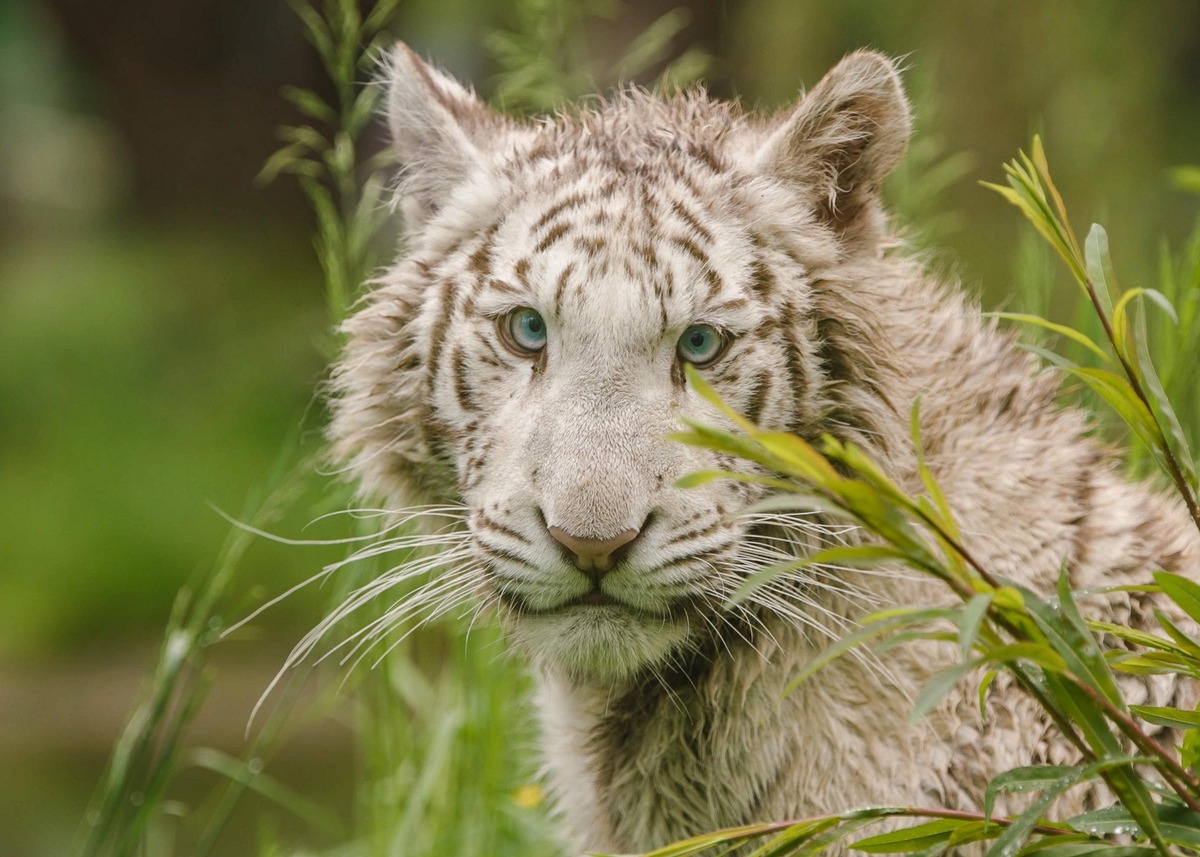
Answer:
[258, 0, 402, 328]
[983, 139, 1198, 527]
[660, 145, 1200, 856]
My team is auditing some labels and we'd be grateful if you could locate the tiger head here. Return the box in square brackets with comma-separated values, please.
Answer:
[329, 46, 912, 679]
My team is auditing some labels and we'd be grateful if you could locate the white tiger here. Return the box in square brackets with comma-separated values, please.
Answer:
[327, 46, 1199, 853]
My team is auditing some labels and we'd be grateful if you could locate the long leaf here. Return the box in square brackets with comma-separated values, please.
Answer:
[985, 765, 1082, 822]
[851, 818, 971, 853]
[981, 642, 1069, 674]
[987, 313, 1112, 364]
[1065, 802, 1200, 847]
[188, 748, 342, 835]
[729, 545, 908, 607]
[685, 363, 759, 434]
[1088, 620, 1192, 658]
[1134, 301, 1198, 493]
[1022, 576, 1124, 708]
[1129, 705, 1200, 730]
[987, 784, 1068, 857]
[911, 660, 981, 723]
[1154, 571, 1200, 626]
[1084, 224, 1117, 316]
[958, 593, 993, 656]
[783, 610, 954, 696]
[1066, 367, 1164, 449]
[1153, 608, 1200, 661]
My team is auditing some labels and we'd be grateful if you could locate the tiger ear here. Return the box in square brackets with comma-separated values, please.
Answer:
[755, 51, 912, 250]
[383, 44, 503, 232]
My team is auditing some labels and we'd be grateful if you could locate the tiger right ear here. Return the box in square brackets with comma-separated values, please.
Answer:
[383, 44, 501, 232]
[754, 51, 912, 251]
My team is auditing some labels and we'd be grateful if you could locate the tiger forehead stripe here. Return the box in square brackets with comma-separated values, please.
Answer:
[636, 242, 658, 270]
[466, 221, 500, 277]
[748, 252, 777, 300]
[530, 190, 590, 235]
[479, 277, 522, 297]
[553, 262, 575, 318]
[637, 182, 662, 227]
[706, 298, 750, 315]
[528, 177, 619, 233]
[666, 233, 724, 299]
[512, 257, 530, 287]
[575, 234, 606, 257]
[669, 198, 716, 245]
[534, 221, 571, 255]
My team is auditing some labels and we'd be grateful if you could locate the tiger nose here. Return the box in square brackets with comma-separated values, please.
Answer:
[547, 526, 640, 577]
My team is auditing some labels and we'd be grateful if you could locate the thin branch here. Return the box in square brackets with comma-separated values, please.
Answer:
[1065, 673, 1200, 812]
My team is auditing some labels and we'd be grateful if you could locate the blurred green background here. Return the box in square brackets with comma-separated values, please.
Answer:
[2, 1, 1199, 855]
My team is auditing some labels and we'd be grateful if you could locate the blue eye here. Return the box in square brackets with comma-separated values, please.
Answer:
[503, 307, 547, 355]
[677, 324, 725, 366]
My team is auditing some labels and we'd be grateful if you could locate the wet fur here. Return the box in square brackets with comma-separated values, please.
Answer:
[327, 46, 1200, 853]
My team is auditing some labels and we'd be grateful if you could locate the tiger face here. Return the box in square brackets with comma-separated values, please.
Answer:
[330, 46, 912, 679]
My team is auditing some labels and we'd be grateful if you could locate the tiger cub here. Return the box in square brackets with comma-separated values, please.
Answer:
[327, 46, 1199, 853]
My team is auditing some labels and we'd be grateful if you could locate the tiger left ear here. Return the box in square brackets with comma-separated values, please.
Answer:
[383, 44, 506, 233]
[755, 51, 912, 250]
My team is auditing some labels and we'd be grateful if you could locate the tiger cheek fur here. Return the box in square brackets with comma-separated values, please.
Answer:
[328, 45, 1200, 854]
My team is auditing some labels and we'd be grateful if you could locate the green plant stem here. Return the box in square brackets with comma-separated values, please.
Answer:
[883, 807, 1068, 837]
[906, 501, 1001, 591]
[191, 664, 316, 855]
[1105, 313, 1200, 535]
[1077, 252, 1200, 534]
[1063, 673, 1200, 811]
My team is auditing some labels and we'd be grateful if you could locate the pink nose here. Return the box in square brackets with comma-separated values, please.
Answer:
[547, 526, 640, 577]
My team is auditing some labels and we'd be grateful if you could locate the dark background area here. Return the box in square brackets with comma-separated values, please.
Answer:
[2, 1, 1199, 855]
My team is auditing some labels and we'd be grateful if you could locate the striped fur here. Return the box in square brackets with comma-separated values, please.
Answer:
[328, 46, 1200, 854]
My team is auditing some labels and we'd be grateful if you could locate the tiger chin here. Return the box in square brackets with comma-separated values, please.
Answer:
[327, 45, 1199, 854]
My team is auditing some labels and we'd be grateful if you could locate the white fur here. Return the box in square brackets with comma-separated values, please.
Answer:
[326, 47, 1200, 854]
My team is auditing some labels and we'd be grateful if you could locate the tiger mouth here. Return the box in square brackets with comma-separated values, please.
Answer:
[575, 587, 616, 606]
[496, 587, 705, 618]
[497, 588, 633, 615]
